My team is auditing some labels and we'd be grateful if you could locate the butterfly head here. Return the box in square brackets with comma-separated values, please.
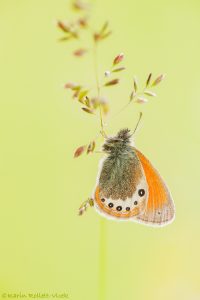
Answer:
[102, 128, 133, 154]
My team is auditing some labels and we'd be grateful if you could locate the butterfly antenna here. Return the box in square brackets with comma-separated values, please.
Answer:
[133, 112, 143, 135]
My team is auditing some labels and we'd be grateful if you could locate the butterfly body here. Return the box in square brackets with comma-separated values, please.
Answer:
[93, 129, 175, 227]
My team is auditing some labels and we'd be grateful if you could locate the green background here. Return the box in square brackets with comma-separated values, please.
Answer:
[0, 0, 200, 299]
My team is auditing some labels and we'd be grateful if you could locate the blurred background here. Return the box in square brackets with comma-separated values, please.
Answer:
[0, 0, 200, 299]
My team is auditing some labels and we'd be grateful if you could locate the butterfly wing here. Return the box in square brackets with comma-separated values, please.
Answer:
[94, 154, 149, 221]
[134, 148, 175, 226]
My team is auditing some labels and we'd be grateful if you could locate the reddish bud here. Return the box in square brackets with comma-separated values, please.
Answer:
[77, 17, 88, 28]
[64, 82, 76, 89]
[113, 53, 124, 65]
[104, 79, 119, 87]
[57, 21, 70, 33]
[74, 145, 86, 158]
[73, 48, 88, 57]
[94, 33, 100, 41]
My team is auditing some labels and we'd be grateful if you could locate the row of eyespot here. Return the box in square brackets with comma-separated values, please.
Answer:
[100, 189, 145, 212]
[100, 199, 134, 211]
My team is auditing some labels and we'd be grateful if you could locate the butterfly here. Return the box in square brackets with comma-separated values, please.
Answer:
[92, 128, 175, 227]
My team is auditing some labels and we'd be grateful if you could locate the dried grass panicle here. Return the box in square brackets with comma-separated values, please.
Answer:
[129, 73, 165, 105]
[57, 2, 165, 160]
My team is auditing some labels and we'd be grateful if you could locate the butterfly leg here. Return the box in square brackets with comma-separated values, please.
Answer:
[78, 198, 94, 216]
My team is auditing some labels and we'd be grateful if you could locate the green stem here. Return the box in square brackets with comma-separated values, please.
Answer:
[93, 41, 107, 300]
[93, 42, 105, 137]
[99, 218, 106, 300]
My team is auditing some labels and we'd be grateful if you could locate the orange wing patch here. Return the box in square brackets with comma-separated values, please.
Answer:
[134, 148, 175, 226]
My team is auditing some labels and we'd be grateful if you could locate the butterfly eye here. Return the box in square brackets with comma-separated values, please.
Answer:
[138, 189, 145, 197]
